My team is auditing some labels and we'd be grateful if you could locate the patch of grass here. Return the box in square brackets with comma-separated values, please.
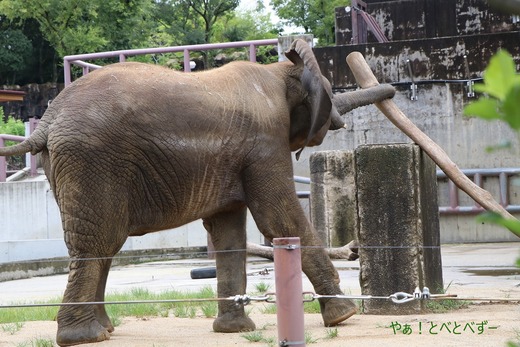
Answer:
[425, 282, 469, 313]
[0, 286, 218, 324]
[303, 299, 321, 314]
[260, 304, 277, 314]
[324, 327, 339, 339]
[241, 331, 276, 346]
[15, 337, 55, 347]
[200, 302, 218, 318]
[241, 330, 264, 342]
[507, 328, 520, 347]
[305, 331, 318, 344]
[0, 296, 61, 324]
[1, 321, 24, 335]
[426, 298, 469, 313]
[254, 282, 271, 293]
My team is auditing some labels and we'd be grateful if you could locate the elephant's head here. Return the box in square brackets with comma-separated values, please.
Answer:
[285, 40, 341, 158]
[284, 40, 395, 159]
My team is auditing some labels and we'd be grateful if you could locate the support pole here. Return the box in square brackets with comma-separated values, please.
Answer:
[273, 237, 305, 347]
[346, 52, 519, 228]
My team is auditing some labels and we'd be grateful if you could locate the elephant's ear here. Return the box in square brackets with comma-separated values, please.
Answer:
[285, 39, 333, 160]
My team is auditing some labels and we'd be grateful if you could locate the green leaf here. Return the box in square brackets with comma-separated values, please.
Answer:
[476, 212, 520, 237]
[501, 83, 520, 130]
[463, 98, 501, 120]
[477, 50, 518, 101]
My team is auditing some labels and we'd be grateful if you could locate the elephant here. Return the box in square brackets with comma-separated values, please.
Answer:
[0, 39, 395, 346]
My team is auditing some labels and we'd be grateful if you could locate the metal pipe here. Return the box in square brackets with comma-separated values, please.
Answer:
[183, 49, 191, 72]
[273, 237, 305, 347]
[29, 118, 39, 177]
[448, 180, 459, 210]
[0, 137, 5, 182]
[249, 43, 256, 63]
[499, 172, 509, 207]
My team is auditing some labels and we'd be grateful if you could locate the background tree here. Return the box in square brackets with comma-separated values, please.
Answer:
[271, 0, 349, 45]
[0, 0, 154, 82]
[0, 28, 32, 85]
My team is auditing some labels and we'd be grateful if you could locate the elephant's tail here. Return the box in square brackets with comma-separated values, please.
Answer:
[0, 117, 49, 156]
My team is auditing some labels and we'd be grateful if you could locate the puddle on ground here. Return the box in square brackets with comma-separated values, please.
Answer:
[462, 268, 520, 277]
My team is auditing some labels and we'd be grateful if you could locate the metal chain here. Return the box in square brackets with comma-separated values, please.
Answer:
[1, 287, 518, 309]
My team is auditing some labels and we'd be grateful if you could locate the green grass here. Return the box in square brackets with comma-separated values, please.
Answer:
[425, 282, 469, 313]
[1, 321, 24, 335]
[254, 282, 271, 293]
[0, 286, 218, 325]
[325, 327, 339, 339]
[15, 337, 55, 347]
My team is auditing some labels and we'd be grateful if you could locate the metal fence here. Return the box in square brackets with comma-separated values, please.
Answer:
[63, 39, 279, 86]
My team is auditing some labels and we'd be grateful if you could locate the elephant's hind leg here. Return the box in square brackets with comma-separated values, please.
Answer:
[203, 207, 256, 333]
[56, 256, 112, 346]
[93, 258, 115, 333]
[56, 219, 127, 346]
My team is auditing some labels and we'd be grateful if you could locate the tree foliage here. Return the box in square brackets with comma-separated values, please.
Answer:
[270, 0, 349, 45]
[0, 0, 154, 82]
[464, 50, 520, 238]
[0, 0, 346, 84]
[0, 29, 32, 84]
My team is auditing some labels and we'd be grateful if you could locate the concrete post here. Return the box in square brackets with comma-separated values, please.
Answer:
[310, 150, 358, 247]
[355, 143, 443, 314]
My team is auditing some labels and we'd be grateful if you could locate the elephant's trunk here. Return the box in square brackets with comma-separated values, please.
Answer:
[329, 107, 347, 130]
[333, 84, 396, 116]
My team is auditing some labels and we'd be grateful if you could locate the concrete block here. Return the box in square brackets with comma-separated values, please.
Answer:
[355, 144, 443, 314]
[310, 150, 357, 247]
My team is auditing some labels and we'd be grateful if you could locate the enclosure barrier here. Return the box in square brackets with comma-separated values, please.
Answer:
[63, 39, 279, 86]
[437, 168, 520, 214]
[0, 118, 39, 182]
[1, 240, 518, 347]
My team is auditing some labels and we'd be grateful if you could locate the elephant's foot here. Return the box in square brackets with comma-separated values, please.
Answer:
[94, 312, 114, 333]
[320, 297, 357, 327]
[56, 320, 110, 347]
[213, 312, 256, 333]
[98, 316, 115, 333]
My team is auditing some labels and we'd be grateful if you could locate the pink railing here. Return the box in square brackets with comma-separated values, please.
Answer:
[0, 118, 39, 182]
[63, 39, 279, 86]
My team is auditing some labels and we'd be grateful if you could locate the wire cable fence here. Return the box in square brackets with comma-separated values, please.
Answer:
[0, 244, 518, 310]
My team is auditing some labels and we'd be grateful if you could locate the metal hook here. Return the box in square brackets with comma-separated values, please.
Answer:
[406, 59, 418, 101]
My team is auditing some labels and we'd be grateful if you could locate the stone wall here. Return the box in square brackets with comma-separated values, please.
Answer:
[336, 0, 519, 45]
[1, 83, 64, 121]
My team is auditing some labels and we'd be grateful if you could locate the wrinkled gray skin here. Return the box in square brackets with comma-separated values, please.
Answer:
[0, 40, 394, 346]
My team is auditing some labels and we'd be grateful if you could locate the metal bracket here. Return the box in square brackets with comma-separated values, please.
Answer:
[464, 55, 475, 98]
[406, 59, 418, 101]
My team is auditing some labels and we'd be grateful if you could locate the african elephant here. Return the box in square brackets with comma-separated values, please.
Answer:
[0, 39, 394, 346]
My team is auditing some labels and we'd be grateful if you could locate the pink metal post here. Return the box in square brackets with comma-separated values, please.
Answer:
[29, 118, 39, 176]
[249, 43, 256, 63]
[184, 49, 191, 72]
[273, 237, 305, 347]
[0, 137, 6, 182]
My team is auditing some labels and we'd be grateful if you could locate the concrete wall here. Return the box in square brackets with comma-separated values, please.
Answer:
[293, 85, 520, 244]
[0, 179, 264, 264]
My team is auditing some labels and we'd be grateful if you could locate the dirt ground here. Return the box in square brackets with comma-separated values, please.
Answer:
[1, 302, 519, 347]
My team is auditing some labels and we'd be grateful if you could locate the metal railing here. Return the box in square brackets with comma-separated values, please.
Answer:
[0, 118, 39, 182]
[437, 168, 520, 214]
[63, 39, 279, 86]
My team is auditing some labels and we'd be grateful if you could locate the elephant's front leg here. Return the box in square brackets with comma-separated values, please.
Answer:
[203, 207, 256, 333]
[244, 160, 357, 327]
